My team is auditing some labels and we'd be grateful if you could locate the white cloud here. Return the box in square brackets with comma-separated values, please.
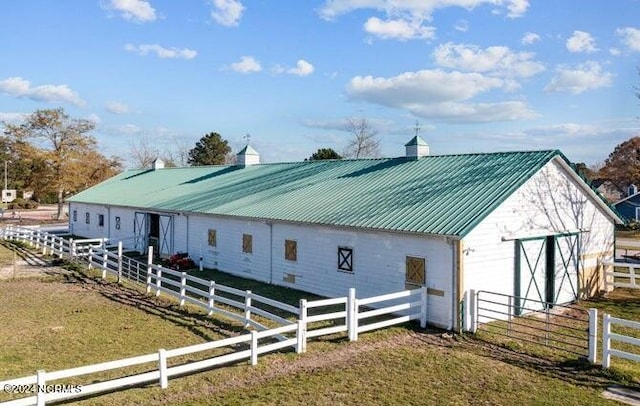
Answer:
[0, 112, 25, 124]
[102, 0, 156, 23]
[118, 124, 142, 135]
[87, 113, 102, 124]
[318, 0, 529, 21]
[230, 56, 262, 73]
[0, 77, 85, 106]
[287, 60, 315, 76]
[105, 101, 130, 114]
[210, 0, 244, 26]
[124, 44, 197, 59]
[616, 27, 640, 52]
[609, 48, 621, 56]
[545, 61, 613, 94]
[433, 42, 545, 78]
[566, 30, 598, 53]
[454, 20, 469, 32]
[364, 17, 435, 41]
[521, 32, 540, 45]
[346, 69, 536, 123]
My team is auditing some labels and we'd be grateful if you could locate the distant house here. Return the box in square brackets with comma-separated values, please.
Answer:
[614, 184, 640, 222]
[67, 137, 621, 331]
[592, 179, 625, 203]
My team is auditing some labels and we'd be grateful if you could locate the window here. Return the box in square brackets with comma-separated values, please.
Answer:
[85, 212, 90, 224]
[73, 210, 77, 222]
[242, 233, 253, 254]
[636, 207, 640, 221]
[208, 229, 217, 247]
[98, 214, 104, 227]
[115, 216, 121, 230]
[285, 239, 297, 261]
[338, 247, 353, 272]
[405, 256, 426, 289]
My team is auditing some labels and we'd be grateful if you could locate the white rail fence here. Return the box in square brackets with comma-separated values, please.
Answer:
[601, 259, 640, 290]
[0, 225, 428, 405]
[602, 314, 640, 369]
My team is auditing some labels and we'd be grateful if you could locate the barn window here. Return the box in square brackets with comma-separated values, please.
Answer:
[98, 214, 104, 227]
[72, 210, 77, 222]
[85, 212, 90, 224]
[405, 256, 426, 289]
[285, 239, 297, 261]
[115, 216, 121, 230]
[338, 247, 353, 272]
[208, 229, 217, 247]
[242, 233, 253, 254]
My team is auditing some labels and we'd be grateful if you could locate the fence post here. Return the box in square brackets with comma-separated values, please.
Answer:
[57, 237, 63, 259]
[631, 266, 637, 287]
[146, 246, 153, 294]
[36, 369, 46, 406]
[507, 296, 513, 337]
[588, 308, 598, 364]
[602, 313, 611, 368]
[245, 290, 252, 326]
[469, 289, 477, 333]
[298, 299, 308, 353]
[250, 330, 259, 366]
[420, 285, 427, 328]
[180, 272, 187, 307]
[88, 247, 93, 269]
[156, 266, 162, 297]
[347, 288, 357, 342]
[199, 256, 203, 272]
[102, 247, 108, 279]
[158, 348, 168, 389]
[208, 281, 215, 315]
[41, 234, 47, 256]
[545, 306, 550, 346]
[117, 242, 123, 283]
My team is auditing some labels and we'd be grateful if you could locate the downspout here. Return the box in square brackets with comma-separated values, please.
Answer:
[453, 239, 464, 332]
[107, 206, 111, 241]
[268, 222, 273, 284]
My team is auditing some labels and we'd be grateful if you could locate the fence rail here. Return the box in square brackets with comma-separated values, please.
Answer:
[0, 225, 429, 405]
[601, 259, 640, 290]
[602, 313, 640, 369]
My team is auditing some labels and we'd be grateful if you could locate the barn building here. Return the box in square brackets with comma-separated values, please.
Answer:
[67, 137, 622, 330]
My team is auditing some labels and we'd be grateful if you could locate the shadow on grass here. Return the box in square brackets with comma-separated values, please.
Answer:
[59, 270, 246, 343]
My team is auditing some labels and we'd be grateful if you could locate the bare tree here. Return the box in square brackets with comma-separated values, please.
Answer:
[129, 135, 159, 169]
[342, 117, 381, 159]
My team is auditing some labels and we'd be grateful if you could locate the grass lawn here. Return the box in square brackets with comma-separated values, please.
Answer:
[0, 241, 638, 405]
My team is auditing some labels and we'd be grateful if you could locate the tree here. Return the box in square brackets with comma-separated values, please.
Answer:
[308, 148, 342, 161]
[599, 136, 640, 187]
[187, 132, 231, 166]
[3, 108, 121, 219]
[342, 117, 381, 159]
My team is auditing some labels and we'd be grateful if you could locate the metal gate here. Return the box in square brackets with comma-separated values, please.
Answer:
[158, 214, 173, 257]
[134, 212, 147, 253]
[515, 233, 579, 315]
[474, 290, 593, 359]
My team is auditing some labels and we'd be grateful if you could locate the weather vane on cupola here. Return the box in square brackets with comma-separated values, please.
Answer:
[243, 133, 252, 145]
[413, 120, 421, 137]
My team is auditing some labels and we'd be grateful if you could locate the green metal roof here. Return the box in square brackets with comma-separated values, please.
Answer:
[68, 150, 582, 237]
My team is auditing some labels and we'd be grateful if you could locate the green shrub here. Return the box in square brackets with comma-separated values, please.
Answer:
[8, 198, 39, 209]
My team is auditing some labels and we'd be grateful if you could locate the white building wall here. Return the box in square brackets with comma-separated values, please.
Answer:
[463, 159, 615, 310]
[187, 217, 453, 328]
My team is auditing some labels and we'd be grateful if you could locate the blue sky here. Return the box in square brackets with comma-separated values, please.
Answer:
[1, 1, 639, 167]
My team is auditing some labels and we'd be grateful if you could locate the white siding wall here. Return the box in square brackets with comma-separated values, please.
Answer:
[463, 159, 615, 305]
[67, 204, 455, 329]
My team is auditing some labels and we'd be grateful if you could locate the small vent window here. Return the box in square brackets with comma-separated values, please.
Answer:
[338, 247, 353, 272]
[242, 233, 253, 254]
[208, 229, 217, 247]
[285, 239, 297, 261]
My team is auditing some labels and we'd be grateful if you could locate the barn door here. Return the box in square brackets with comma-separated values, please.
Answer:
[158, 215, 173, 258]
[553, 234, 579, 304]
[515, 238, 547, 314]
[134, 212, 148, 252]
